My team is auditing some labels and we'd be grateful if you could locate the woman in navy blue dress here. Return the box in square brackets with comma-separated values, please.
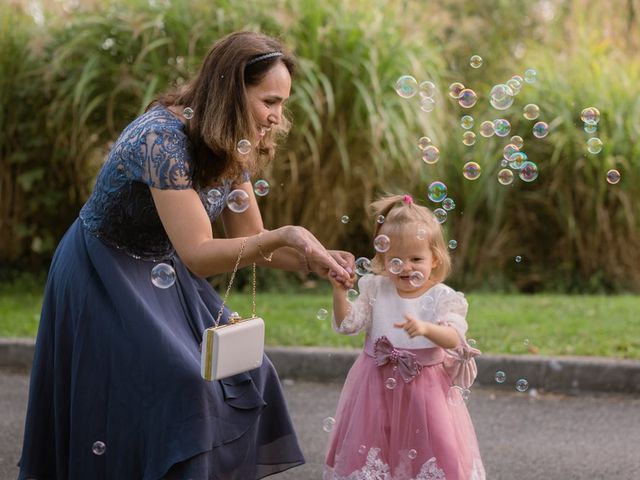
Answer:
[17, 31, 353, 480]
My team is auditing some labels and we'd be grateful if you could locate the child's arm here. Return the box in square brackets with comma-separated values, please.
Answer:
[394, 313, 459, 349]
[329, 273, 355, 328]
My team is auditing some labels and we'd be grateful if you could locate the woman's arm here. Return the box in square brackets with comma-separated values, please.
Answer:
[151, 184, 350, 280]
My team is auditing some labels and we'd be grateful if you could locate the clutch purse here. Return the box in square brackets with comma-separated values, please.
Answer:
[201, 239, 265, 381]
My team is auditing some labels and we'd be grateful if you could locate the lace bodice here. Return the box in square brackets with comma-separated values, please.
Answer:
[334, 275, 469, 349]
[79, 104, 235, 261]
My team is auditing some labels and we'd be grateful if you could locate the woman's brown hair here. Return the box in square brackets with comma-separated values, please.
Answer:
[152, 31, 297, 188]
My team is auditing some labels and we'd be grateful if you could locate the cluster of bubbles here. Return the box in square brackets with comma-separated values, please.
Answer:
[425, 181, 456, 224]
[494, 370, 530, 392]
[151, 263, 176, 289]
[394, 75, 439, 113]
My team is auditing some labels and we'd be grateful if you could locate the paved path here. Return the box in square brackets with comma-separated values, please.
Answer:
[1, 370, 639, 479]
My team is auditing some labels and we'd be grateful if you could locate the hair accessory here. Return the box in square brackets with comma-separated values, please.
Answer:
[402, 194, 413, 205]
[247, 51, 283, 66]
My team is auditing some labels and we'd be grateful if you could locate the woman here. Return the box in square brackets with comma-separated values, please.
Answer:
[18, 31, 353, 479]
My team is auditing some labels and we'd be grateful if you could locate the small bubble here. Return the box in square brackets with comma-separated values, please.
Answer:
[418, 136, 432, 150]
[586, 137, 603, 154]
[497, 168, 514, 186]
[532, 122, 549, 139]
[322, 417, 336, 432]
[236, 139, 252, 154]
[420, 97, 436, 112]
[346, 289, 359, 302]
[384, 377, 397, 389]
[523, 68, 537, 83]
[395, 75, 419, 98]
[458, 89, 478, 108]
[427, 181, 447, 203]
[516, 378, 529, 392]
[462, 162, 481, 181]
[92, 441, 106, 456]
[416, 228, 426, 240]
[206, 188, 222, 204]
[448, 82, 465, 99]
[433, 208, 447, 224]
[460, 115, 474, 129]
[515, 255, 522, 263]
[408, 448, 418, 460]
[421, 145, 440, 165]
[606, 169, 621, 185]
[358, 445, 367, 455]
[355, 257, 373, 276]
[316, 308, 328, 321]
[151, 263, 176, 289]
[495, 370, 506, 383]
[226, 189, 250, 213]
[462, 131, 476, 146]
[409, 271, 425, 287]
[580, 106, 600, 125]
[341, 215, 350, 224]
[510, 135, 524, 149]
[493, 119, 511, 137]
[523, 103, 540, 120]
[518, 161, 539, 182]
[374, 234, 391, 253]
[448, 239, 458, 250]
[253, 179, 270, 196]
[442, 197, 455, 211]
[419, 80, 436, 99]
[479, 120, 494, 137]
[182, 107, 194, 119]
[388, 258, 404, 275]
[447, 386, 464, 406]
[376, 215, 385, 224]
[469, 55, 483, 68]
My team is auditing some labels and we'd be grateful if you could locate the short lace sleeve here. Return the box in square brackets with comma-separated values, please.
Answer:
[136, 123, 192, 190]
[333, 275, 377, 335]
[435, 288, 469, 339]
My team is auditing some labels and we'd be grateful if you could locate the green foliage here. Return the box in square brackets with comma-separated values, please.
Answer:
[2, 0, 640, 292]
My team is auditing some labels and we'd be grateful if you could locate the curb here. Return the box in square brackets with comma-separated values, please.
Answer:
[2, 338, 639, 394]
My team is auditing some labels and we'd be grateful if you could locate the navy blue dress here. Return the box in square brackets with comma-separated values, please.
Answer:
[17, 104, 304, 479]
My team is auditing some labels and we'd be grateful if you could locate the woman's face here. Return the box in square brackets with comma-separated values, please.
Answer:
[246, 62, 291, 144]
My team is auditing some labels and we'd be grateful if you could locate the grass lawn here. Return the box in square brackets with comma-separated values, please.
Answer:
[1, 281, 638, 359]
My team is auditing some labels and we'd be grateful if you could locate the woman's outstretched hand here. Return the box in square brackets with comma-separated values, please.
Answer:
[278, 226, 352, 283]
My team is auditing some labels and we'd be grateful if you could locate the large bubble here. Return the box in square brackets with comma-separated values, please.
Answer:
[458, 89, 478, 108]
[395, 75, 418, 98]
[151, 263, 176, 289]
[518, 161, 539, 182]
[489, 84, 514, 110]
[226, 189, 251, 213]
[427, 181, 448, 203]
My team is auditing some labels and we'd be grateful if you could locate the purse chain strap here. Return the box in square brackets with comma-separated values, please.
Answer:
[214, 237, 257, 328]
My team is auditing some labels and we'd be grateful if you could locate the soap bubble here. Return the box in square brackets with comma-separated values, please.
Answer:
[532, 121, 549, 138]
[420, 97, 436, 112]
[493, 118, 511, 137]
[418, 136, 432, 150]
[151, 263, 176, 289]
[433, 208, 447, 224]
[376, 215, 385, 224]
[442, 197, 456, 211]
[409, 271, 426, 287]
[503, 143, 520, 160]
[462, 161, 481, 180]
[515, 255, 522, 263]
[322, 417, 336, 432]
[355, 257, 373, 276]
[236, 139, 252, 155]
[395, 75, 419, 98]
[408, 449, 418, 460]
[207, 188, 223, 204]
[388, 258, 404, 274]
[427, 181, 448, 203]
[448, 82, 465, 99]
[226, 189, 250, 213]
[469, 55, 483, 68]
[385, 377, 397, 390]
[523, 68, 537, 83]
[587, 137, 603, 154]
[479, 120, 495, 137]
[523, 103, 540, 120]
[316, 308, 328, 320]
[182, 107, 194, 119]
[374, 234, 391, 253]
[506, 77, 523, 95]
[340, 215, 350, 224]
[347, 289, 359, 302]
[518, 161, 539, 182]
[92, 441, 106, 455]
[448, 239, 458, 250]
[460, 115, 474, 129]
[458, 89, 478, 108]
[447, 386, 464, 406]
[516, 378, 529, 392]
[253, 179, 270, 196]
[421, 145, 440, 164]
[584, 124, 598, 134]
[419, 80, 436, 98]
[580, 106, 601, 125]
[358, 445, 367, 455]
[462, 131, 476, 146]
[510, 135, 524, 149]
[497, 168, 514, 186]
[489, 84, 514, 110]
[509, 151, 528, 170]
[495, 371, 506, 383]
[606, 169, 621, 184]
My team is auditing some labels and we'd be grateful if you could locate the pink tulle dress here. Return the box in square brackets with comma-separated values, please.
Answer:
[324, 275, 485, 480]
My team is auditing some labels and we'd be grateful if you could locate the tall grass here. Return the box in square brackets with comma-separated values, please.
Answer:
[1, 0, 639, 293]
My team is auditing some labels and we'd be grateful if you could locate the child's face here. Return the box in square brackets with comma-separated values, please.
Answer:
[382, 233, 438, 297]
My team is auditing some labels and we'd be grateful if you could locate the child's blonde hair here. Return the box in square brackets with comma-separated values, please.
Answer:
[370, 194, 451, 283]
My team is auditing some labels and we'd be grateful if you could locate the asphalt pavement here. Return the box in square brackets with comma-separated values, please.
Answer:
[1, 368, 639, 480]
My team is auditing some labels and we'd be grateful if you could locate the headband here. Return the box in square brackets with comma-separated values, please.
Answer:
[246, 51, 284, 66]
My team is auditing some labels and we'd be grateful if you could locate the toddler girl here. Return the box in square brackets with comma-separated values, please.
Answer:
[324, 194, 485, 480]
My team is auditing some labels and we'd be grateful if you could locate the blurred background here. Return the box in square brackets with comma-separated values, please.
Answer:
[1, 0, 639, 295]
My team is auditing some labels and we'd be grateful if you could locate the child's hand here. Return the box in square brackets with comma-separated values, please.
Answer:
[329, 270, 356, 290]
[393, 313, 430, 338]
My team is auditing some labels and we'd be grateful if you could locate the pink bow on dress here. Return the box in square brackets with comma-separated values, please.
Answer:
[373, 336, 422, 383]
